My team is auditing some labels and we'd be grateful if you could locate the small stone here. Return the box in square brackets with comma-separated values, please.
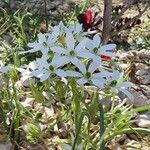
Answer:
[135, 112, 150, 128]
[100, 97, 112, 112]
[27, 143, 46, 150]
[136, 67, 150, 85]
[20, 97, 34, 109]
[132, 91, 149, 107]
[0, 141, 12, 150]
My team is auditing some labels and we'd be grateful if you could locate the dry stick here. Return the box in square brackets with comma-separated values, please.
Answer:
[111, 3, 150, 37]
[102, 0, 112, 44]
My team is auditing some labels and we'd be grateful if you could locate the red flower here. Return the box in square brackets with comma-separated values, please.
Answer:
[77, 10, 103, 32]
[77, 10, 93, 31]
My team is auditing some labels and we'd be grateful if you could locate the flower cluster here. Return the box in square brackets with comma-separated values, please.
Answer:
[17, 22, 133, 99]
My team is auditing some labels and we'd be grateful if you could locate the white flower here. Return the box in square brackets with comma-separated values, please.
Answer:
[17, 61, 37, 83]
[66, 60, 110, 87]
[22, 58, 67, 82]
[65, 23, 84, 40]
[86, 34, 116, 61]
[51, 32, 98, 67]
[21, 33, 57, 59]
[109, 70, 134, 99]
[51, 21, 65, 38]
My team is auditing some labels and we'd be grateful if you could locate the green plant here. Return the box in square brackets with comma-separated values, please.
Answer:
[26, 123, 43, 144]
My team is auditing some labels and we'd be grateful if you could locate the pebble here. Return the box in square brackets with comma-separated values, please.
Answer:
[132, 91, 150, 107]
[0, 141, 12, 150]
[135, 112, 150, 128]
[136, 67, 150, 85]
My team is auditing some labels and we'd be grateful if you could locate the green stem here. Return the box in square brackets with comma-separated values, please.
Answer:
[105, 128, 150, 142]
[0, 104, 8, 132]
[72, 112, 85, 150]
[110, 93, 115, 111]
[81, 86, 112, 97]
[99, 102, 105, 150]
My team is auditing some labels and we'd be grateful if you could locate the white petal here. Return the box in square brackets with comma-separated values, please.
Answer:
[32, 69, 43, 77]
[75, 23, 82, 33]
[100, 44, 116, 51]
[99, 50, 113, 57]
[36, 58, 49, 69]
[77, 78, 87, 85]
[75, 38, 87, 52]
[88, 60, 101, 73]
[66, 71, 82, 77]
[28, 42, 38, 48]
[17, 68, 26, 73]
[38, 33, 46, 43]
[40, 73, 50, 82]
[119, 88, 134, 100]
[91, 78, 104, 87]
[111, 70, 120, 80]
[86, 39, 95, 50]
[28, 61, 37, 70]
[66, 32, 75, 50]
[119, 82, 135, 88]
[51, 46, 67, 54]
[70, 57, 80, 67]
[78, 51, 95, 59]
[52, 56, 70, 66]
[93, 34, 101, 47]
[52, 26, 60, 37]
[93, 70, 110, 78]
[55, 69, 67, 77]
[71, 58, 86, 74]
[21, 74, 33, 82]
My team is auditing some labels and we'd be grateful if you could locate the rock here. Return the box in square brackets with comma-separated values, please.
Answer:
[135, 112, 150, 128]
[0, 141, 12, 150]
[20, 97, 34, 109]
[136, 67, 150, 85]
[100, 97, 112, 112]
[27, 143, 47, 150]
[132, 91, 150, 107]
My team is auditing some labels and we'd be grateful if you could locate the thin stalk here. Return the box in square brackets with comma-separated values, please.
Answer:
[104, 128, 150, 142]
[0, 104, 8, 132]
[110, 93, 115, 111]
[9, 84, 21, 143]
[72, 112, 85, 150]
[99, 101, 105, 150]
[80, 86, 112, 97]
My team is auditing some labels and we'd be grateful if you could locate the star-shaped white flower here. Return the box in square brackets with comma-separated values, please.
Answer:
[30, 58, 67, 82]
[21, 33, 57, 60]
[65, 23, 84, 40]
[109, 70, 134, 99]
[51, 21, 65, 38]
[51, 32, 98, 67]
[17, 61, 37, 83]
[86, 34, 116, 61]
[66, 60, 110, 87]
